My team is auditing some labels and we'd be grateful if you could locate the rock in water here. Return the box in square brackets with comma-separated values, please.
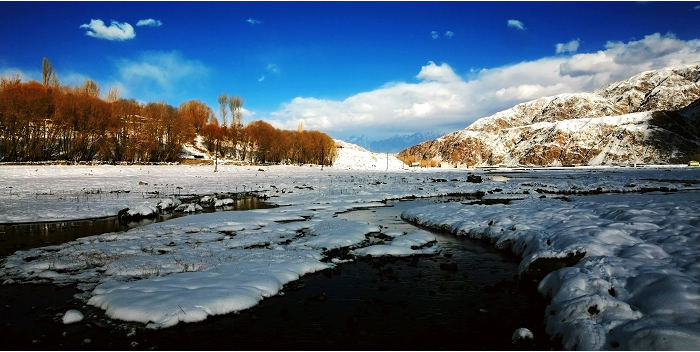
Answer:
[512, 327, 534, 344]
[62, 309, 84, 324]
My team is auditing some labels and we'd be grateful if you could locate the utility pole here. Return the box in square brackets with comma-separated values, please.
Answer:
[214, 139, 219, 172]
[386, 152, 389, 171]
[321, 147, 325, 170]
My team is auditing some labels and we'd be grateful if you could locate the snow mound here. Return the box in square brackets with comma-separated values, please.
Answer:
[401, 192, 700, 350]
[127, 205, 157, 217]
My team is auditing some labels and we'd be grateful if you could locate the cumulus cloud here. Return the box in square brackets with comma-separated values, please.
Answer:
[507, 19, 525, 30]
[555, 39, 580, 54]
[80, 19, 135, 41]
[431, 30, 439, 40]
[264, 32, 700, 141]
[246, 18, 262, 25]
[445, 30, 454, 38]
[136, 18, 163, 27]
[416, 61, 460, 82]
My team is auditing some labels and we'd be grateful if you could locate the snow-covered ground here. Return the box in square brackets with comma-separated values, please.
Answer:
[1, 164, 699, 349]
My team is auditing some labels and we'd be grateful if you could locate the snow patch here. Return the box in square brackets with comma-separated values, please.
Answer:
[353, 231, 438, 257]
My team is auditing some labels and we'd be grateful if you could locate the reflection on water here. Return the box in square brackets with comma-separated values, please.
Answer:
[0, 196, 273, 257]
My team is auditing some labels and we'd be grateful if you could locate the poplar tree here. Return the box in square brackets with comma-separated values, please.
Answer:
[41, 57, 58, 87]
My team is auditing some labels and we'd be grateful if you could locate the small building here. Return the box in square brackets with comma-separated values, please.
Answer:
[440, 161, 454, 168]
[689, 160, 699, 167]
[411, 161, 420, 168]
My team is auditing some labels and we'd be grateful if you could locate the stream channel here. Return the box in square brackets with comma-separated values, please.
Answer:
[0, 196, 558, 350]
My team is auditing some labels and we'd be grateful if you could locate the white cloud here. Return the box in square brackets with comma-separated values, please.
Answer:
[445, 30, 454, 38]
[431, 30, 439, 40]
[264, 32, 700, 141]
[257, 64, 279, 83]
[136, 18, 163, 27]
[507, 19, 525, 30]
[115, 51, 208, 102]
[80, 19, 135, 41]
[246, 18, 262, 25]
[694, 5, 700, 10]
[416, 61, 460, 82]
[555, 39, 581, 54]
[0, 67, 39, 82]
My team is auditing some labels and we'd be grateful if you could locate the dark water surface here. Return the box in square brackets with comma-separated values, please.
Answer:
[0, 198, 557, 350]
[0, 196, 272, 257]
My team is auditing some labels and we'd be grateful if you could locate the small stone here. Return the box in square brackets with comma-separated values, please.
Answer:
[512, 327, 534, 343]
[62, 309, 84, 324]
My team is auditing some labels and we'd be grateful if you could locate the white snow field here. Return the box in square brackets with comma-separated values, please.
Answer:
[1, 163, 699, 350]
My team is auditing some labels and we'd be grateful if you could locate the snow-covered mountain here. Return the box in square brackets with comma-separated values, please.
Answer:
[332, 139, 407, 170]
[399, 65, 700, 166]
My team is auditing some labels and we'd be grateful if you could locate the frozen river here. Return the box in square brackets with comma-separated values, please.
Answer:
[1, 164, 699, 349]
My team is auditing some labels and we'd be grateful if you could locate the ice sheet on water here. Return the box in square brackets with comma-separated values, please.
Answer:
[297, 218, 380, 250]
[88, 249, 330, 329]
[352, 231, 438, 257]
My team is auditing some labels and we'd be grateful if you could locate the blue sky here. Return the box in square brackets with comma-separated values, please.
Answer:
[2, 1, 700, 150]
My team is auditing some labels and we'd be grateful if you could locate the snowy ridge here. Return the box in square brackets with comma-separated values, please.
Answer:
[400, 65, 700, 166]
[332, 139, 407, 170]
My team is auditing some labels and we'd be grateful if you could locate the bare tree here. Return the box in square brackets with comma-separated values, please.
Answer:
[217, 93, 228, 127]
[0, 71, 21, 89]
[81, 79, 100, 97]
[106, 85, 120, 102]
[41, 57, 58, 87]
[228, 96, 243, 126]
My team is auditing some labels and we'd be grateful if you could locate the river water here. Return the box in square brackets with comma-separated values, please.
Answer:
[0, 197, 557, 350]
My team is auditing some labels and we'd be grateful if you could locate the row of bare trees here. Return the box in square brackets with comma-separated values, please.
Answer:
[0, 58, 337, 165]
[198, 120, 337, 165]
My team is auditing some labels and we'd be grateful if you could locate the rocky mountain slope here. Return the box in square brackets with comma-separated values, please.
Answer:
[398, 65, 700, 166]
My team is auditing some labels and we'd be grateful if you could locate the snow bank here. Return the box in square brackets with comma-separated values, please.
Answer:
[126, 205, 157, 218]
[401, 192, 700, 350]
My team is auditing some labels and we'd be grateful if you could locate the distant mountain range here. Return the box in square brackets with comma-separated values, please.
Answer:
[398, 65, 700, 166]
